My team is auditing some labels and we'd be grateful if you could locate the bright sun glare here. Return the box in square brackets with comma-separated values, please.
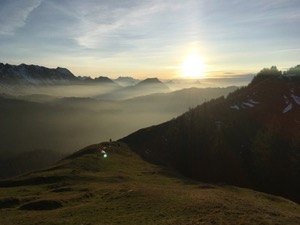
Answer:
[181, 55, 205, 79]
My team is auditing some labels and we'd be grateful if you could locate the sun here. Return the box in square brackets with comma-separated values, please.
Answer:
[181, 54, 205, 78]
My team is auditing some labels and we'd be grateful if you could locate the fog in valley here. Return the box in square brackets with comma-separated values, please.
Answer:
[0, 76, 253, 178]
[1, 83, 239, 154]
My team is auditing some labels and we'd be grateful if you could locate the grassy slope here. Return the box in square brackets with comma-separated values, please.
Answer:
[0, 142, 299, 225]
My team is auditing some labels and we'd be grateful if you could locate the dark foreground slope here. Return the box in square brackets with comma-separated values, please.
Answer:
[121, 66, 300, 203]
[0, 142, 299, 225]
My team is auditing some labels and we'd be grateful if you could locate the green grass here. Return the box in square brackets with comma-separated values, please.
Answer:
[0, 142, 299, 225]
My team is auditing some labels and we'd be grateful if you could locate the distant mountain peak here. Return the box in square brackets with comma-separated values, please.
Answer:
[113, 76, 140, 87]
[94, 76, 116, 84]
[137, 77, 162, 85]
[134, 77, 170, 92]
[115, 76, 136, 80]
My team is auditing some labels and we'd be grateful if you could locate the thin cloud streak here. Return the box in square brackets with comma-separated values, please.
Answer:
[73, 1, 184, 49]
[0, 0, 43, 36]
[270, 48, 300, 53]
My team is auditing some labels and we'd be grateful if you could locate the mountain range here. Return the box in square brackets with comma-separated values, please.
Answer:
[0, 63, 173, 100]
[0, 63, 77, 85]
[0, 63, 119, 86]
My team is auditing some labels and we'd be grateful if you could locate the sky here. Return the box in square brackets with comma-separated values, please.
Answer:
[0, 0, 300, 79]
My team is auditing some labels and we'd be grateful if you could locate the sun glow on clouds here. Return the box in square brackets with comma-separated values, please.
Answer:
[180, 54, 206, 79]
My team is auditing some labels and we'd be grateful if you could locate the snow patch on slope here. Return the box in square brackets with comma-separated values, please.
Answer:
[291, 94, 300, 105]
[283, 103, 293, 113]
[243, 102, 254, 108]
[230, 99, 260, 110]
[248, 99, 260, 104]
[230, 105, 240, 110]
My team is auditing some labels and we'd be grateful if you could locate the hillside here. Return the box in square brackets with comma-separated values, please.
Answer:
[121, 66, 300, 203]
[0, 142, 299, 225]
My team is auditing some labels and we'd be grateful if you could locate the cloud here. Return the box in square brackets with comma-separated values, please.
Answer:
[0, 0, 43, 36]
[270, 48, 300, 53]
[70, 0, 184, 49]
[198, 0, 300, 33]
